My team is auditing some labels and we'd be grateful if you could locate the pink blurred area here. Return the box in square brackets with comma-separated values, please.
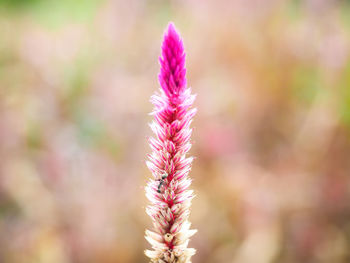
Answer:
[0, 0, 350, 262]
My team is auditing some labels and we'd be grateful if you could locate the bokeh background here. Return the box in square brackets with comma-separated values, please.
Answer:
[1, 0, 350, 262]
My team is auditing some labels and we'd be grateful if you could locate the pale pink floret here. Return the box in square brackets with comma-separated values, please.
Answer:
[145, 23, 197, 263]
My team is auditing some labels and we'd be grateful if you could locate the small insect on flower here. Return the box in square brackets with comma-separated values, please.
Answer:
[156, 172, 168, 193]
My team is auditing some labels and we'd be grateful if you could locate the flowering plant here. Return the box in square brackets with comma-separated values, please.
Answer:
[145, 23, 197, 263]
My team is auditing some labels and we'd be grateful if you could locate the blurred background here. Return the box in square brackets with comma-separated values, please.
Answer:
[0, 0, 350, 262]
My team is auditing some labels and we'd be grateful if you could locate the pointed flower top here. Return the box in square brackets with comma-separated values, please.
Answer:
[159, 23, 187, 97]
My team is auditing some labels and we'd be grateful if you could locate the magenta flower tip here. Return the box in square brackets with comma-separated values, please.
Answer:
[159, 22, 187, 97]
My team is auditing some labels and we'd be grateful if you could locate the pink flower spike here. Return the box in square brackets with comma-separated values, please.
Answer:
[145, 23, 197, 263]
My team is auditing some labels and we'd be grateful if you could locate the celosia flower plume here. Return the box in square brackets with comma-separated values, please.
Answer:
[145, 23, 197, 263]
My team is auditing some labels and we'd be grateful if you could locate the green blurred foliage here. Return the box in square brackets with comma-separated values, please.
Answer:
[339, 61, 350, 128]
[0, 0, 101, 27]
[291, 66, 322, 104]
[0, 0, 40, 9]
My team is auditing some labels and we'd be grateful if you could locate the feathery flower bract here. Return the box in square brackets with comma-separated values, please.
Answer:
[145, 23, 197, 263]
